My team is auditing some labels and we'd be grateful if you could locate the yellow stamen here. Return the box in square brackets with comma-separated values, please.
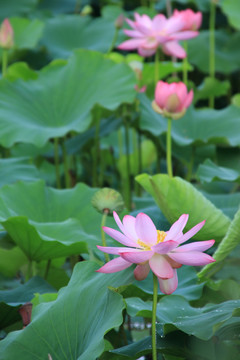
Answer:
[157, 230, 167, 243]
[137, 239, 151, 251]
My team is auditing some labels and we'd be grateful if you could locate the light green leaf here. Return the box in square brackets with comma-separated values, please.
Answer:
[188, 30, 240, 74]
[139, 95, 240, 147]
[10, 17, 44, 49]
[0, 246, 27, 277]
[0, 158, 42, 188]
[0, 50, 135, 148]
[0, 0, 37, 20]
[126, 295, 240, 340]
[0, 261, 133, 360]
[41, 15, 115, 58]
[136, 174, 231, 241]
[195, 77, 230, 103]
[221, 0, 240, 29]
[0, 180, 117, 261]
[196, 159, 240, 183]
[199, 206, 240, 278]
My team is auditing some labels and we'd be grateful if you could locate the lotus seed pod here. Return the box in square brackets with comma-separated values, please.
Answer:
[91, 188, 124, 215]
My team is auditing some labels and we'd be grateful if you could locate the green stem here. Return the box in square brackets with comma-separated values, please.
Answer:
[152, 273, 158, 360]
[167, 118, 173, 177]
[183, 41, 188, 86]
[2, 50, 8, 77]
[123, 108, 131, 210]
[27, 260, 33, 281]
[209, 0, 216, 108]
[108, 28, 119, 53]
[54, 138, 61, 189]
[101, 210, 110, 263]
[92, 108, 101, 187]
[154, 47, 160, 85]
[44, 260, 51, 280]
[61, 138, 71, 188]
[166, 0, 172, 17]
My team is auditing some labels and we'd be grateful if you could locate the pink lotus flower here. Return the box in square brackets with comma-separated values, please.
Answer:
[0, 19, 14, 49]
[118, 12, 199, 58]
[172, 9, 202, 31]
[97, 212, 215, 295]
[152, 81, 193, 120]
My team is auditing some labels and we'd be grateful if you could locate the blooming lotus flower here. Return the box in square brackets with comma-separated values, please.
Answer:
[97, 212, 215, 295]
[0, 19, 14, 49]
[152, 81, 193, 120]
[118, 12, 199, 58]
[172, 9, 202, 31]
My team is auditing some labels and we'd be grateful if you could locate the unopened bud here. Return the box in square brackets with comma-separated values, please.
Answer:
[80, 5, 92, 16]
[115, 14, 125, 29]
[91, 188, 124, 215]
[18, 302, 32, 327]
[0, 19, 14, 49]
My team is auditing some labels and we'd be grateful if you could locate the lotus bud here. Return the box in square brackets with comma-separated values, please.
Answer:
[115, 14, 125, 29]
[18, 302, 32, 327]
[91, 188, 124, 215]
[0, 19, 14, 49]
[152, 81, 193, 120]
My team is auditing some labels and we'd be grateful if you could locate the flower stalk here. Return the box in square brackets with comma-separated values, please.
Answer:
[209, 0, 216, 108]
[101, 209, 110, 263]
[167, 117, 173, 178]
[152, 273, 158, 360]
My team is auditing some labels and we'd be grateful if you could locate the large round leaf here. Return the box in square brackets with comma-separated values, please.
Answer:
[126, 295, 240, 340]
[9, 17, 44, 50]
[0, 261, 133, 360]
[41, 15, 115, 58]
[0, 180, 117, 261]
[199, 206, 240, 279]
[188, 30, 240, 74]
[0, 0, 37, 20]
[139, 94, 240, 147]
[196, 159, 240, 183]
[221, 0, 240, 30]
[136, 174, 231, 242]
[0, 49, 136, 147]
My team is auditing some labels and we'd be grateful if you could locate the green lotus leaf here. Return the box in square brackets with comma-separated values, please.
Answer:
[41, 15, 115, 59]
[0, 157, 42, 188]
[126, 295, 240, 340]
[188, 30, 240, 74]
[10, 17, 44, 49]
[0, 261, 133, 360]
[136, 174, 231, 242]
[0, 276, 55, 330]
[139, 94, 240, 147]
[0, 0, 37, 20]
[196, 159, 240, 183]
[221, 0, 240, 30]
[0, 180, 117, 261]
[0, 49, 135, 147]
[199, 207, 240, 279]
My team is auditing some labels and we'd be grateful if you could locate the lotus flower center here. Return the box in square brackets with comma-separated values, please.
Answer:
[137, 230, 166, 250]
[157, 230, 167, 243]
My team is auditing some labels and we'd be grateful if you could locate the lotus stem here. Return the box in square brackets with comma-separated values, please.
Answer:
[92, 107, 101, 187]
[167, 117, 173, 177]
[108, 28, 119, 53]
[183, 41, 188, 86]
[61, 138, 71, 188]
[152, 273, 158, 360]
[155, 47, 160, 85]
[44, 260, 51, 280]
[166, 0, 172, 17]
[54, 137, 61, 189]
[209, 0, 216, 108]
[101, 209, 110, 263]
[2, 50, 8, 77]
[123, 106, 131, 210]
